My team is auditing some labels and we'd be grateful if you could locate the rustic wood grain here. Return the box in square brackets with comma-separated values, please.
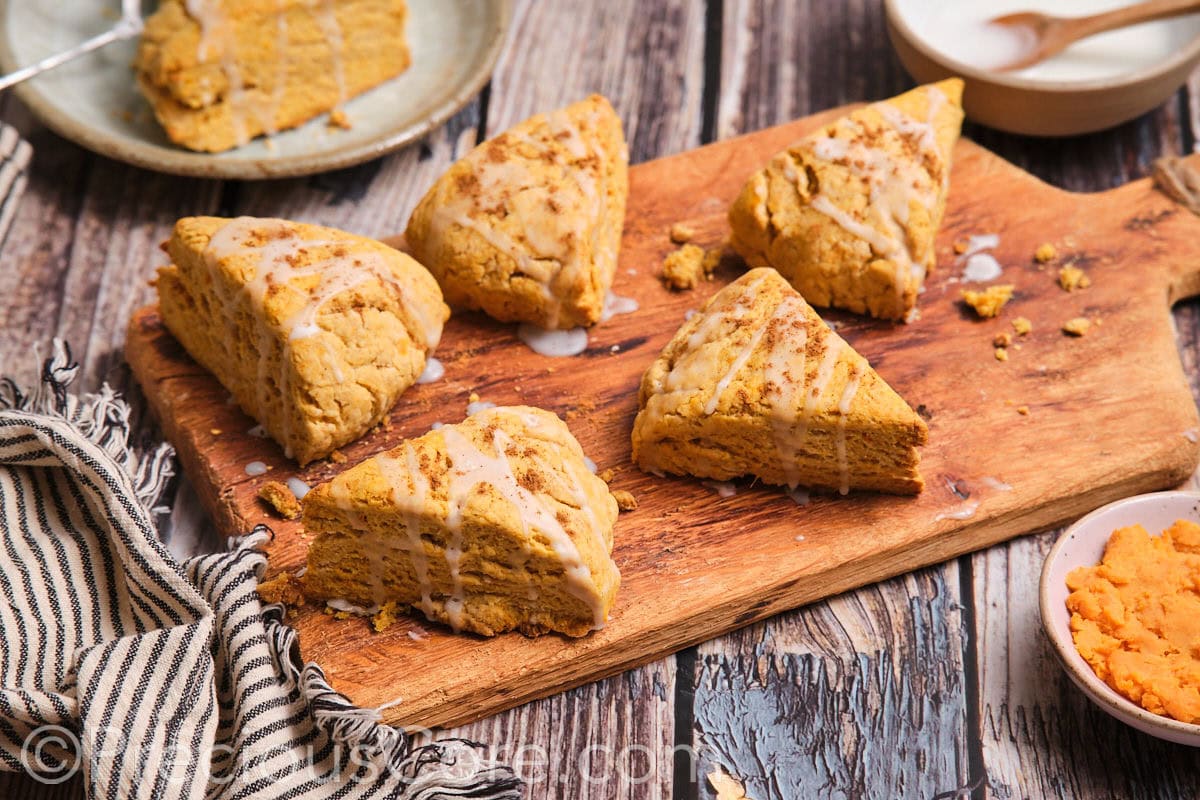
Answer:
[126, 113, 1200, 732]
[425, 659, 677, 800]
[692, 567, 971, 799]
[483, 0, 706, 160]
[967, 100, 1200, 800]
[694, 6, 976, 797]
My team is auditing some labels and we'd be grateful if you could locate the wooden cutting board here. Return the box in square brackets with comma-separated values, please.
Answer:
[126, 105, 1200, 730]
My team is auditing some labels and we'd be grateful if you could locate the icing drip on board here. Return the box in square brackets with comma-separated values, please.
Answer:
[202, 217, 439, 457]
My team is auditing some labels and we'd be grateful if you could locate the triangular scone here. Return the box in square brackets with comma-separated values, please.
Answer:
[406, 95, 629, 329]
[302, 406, 621, 637]
[135, 0, 412, 152]
[156, 216, 448, 465]
[631, 268, 927, 494]
[728, 79, 964, 321]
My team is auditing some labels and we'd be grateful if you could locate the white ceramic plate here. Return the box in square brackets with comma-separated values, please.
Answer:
[1040, 491, 1200, 746]
[0, 0, 511, 179]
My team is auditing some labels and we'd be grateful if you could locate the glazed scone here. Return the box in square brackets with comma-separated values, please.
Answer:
[135, 0, 411, 152]
[728, 79, 964, 321]
[632, 268, 928, 495]
[156, 216, 448, 465]
[406, 95, 629, 329]
[302, 406, 621, 637]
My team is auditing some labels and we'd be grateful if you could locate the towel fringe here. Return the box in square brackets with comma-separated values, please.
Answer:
[0, 339, 176, 514]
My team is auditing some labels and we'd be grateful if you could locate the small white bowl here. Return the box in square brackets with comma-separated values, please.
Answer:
[1040, 491, 1200, 746]
[885, 0, 1200, 136]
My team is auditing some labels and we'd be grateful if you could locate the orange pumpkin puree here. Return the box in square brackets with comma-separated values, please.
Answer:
[1066, 519, 1200, 724]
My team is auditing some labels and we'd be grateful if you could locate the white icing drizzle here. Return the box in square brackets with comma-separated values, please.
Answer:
[935, 501, 981, 522]
[286, 477, 311, 499]
[436, 421, 607, 630]
[657, 274, 857, 492]
[184, 0, 219, 60]
[962, 253, 1003, 283]
[202, 218, 440, 457]
[326, 598, 380, 616]
[466, 400, 497, 416]
[1184, 427, 1200, 443]
[315, 0, 348, 109]
[583, 456, 597, 474]
[703, 481, 737, 498]
[417, 357, 445, 384]
[373, 443, 435, 617]
[600, 291, 639, 322]
[761, 297, 810, 488]
[959, 233, 1000, 258]
[834, 366, 863, 496]
[244, 461, 268, 476]
[794, 84, 950, 308]
[979, 476, 1012, 492]
[517, 324, 589, 357]
[429, 105, 616, 328]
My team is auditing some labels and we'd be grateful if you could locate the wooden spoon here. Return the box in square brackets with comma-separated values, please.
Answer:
[990, 0, 1200, 72]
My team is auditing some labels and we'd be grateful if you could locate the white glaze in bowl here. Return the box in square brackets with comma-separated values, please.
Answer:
[885, 0, 1200, 135]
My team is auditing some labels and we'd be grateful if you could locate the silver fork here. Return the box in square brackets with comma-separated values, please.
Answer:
[0, 0, 144, 92]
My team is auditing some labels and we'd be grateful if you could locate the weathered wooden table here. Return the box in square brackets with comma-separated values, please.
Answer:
[4, 2, 1200, 797]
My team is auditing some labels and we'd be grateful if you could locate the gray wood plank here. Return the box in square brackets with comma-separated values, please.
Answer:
[685, 3, 973, 798]
[693, 568, 972, 800]
[483, 0, 706, 159]
[427, 661, 677, 800]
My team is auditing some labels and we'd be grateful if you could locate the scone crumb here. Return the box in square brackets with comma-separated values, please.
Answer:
[1058, 264, 1091, 291]
[612, 489, 638, 511]
[994, 347, 1009, 362]
[329, 449, 347, 464]
[372, 601, 403, 633]
[209, 428, 223, 436]
[707, 767, 752, 800]
[1062, 317, 1091, 336]
[953, 239, 969, 255]
[1012, 316, 1032, 336]
[328, 109, 352, 130]
[993, 332, 1012, 348]
[701, 246, 722, 276]
[962, 285, 1014, 318]
[258, 480, 302, 519]
[1017, 405, 1030, 416]
[661, 243, 707, 290]
[598, 468, 616, 484]
[1034, 242, 1057, 263]
[257, 573, 306, 607]
[669, 222, 696, 243]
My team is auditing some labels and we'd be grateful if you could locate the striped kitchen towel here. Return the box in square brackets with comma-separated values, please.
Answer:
[0, 341, 522, 799]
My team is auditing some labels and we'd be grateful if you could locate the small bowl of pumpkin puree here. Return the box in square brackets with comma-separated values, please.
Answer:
[1041, 491, 1200, 747]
